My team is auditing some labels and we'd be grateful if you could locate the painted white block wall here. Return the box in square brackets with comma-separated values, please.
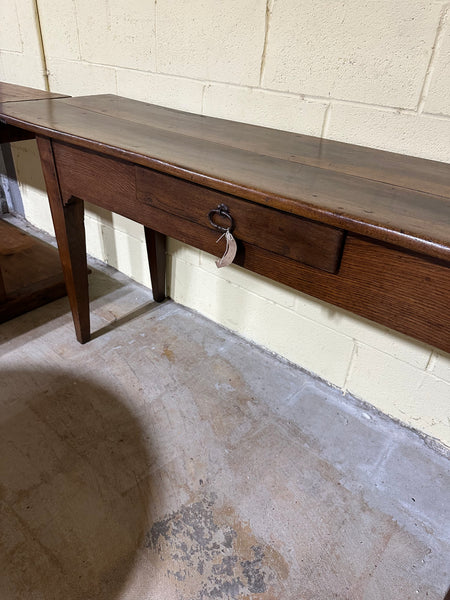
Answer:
[0, 0, 47, 88]
[1, 0, 449, 446]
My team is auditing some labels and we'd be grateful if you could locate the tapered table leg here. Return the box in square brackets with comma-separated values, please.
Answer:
[144, 227, 166, 302]
[36, 136, 90, 343]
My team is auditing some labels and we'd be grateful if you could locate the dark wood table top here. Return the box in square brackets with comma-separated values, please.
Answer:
[0, 82, 67, 103]
[1, 93, 449, 262]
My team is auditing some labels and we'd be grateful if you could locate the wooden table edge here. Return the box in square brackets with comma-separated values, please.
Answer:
[0, 113, 447, 264]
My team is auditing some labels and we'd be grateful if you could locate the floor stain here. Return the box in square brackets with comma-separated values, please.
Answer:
[145, 494, 288, 599]
[161, 345, 175, 362]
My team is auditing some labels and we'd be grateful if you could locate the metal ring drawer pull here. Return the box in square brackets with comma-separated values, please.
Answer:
[207, 203, 234, 233]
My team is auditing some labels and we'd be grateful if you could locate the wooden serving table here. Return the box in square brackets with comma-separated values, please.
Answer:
[0, 83, 68, 322]
[0, 93, 448, 351]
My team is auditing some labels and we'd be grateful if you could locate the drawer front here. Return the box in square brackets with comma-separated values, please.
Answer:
[52, 142, 344, 275]
[136, 166, 345, 273]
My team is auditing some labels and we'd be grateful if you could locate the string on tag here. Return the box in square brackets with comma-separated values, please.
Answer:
[215, 229, 237, 268]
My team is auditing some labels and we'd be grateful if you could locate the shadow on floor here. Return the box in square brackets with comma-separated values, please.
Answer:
[0, 265, 144, 349]
[90, 299, 167, 341]
[0, 368, 156, 600]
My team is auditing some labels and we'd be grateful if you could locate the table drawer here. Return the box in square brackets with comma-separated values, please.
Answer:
[136, 167, 345, 273]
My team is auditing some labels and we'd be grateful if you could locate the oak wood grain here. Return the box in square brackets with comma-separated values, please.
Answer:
[0, 274, 66, 323]
[132, 201, 450, 353]
[45, 135, 450, 351]
[36, 136, 90, 344]
[53, 141, 136, 208]
[54, 137, 450, 350]
[65, 94, 450, 199]
[0, 219, 66, 322]
[244, 234, 450, 355]
[0, 82, 67, 103]
[0, 82, 67, 142]
[1, 95, 449, 261]
[136, 164, 345, 274]
[3, 90, 448, 350]
[0, 83, 70, 321]
[54, 140, 345, 274]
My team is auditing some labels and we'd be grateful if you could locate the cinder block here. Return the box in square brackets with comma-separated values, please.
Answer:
[168, 257, 205, 313]
[430, 352, 450, 383]
[156, 0, 266, 85]
[425, 18, 450, 116]
[263, 0, 441, 108]
[326, 103, 450, 162]
[346, 344, 423, 409]
[75, 0, 156, 70]
[293, 293, 432, 369]
[166, 239, 200, 267]
[407, 374, 450, 445]
[202, 84, 327, 135]
[333, 317, 432, 370]
[84, 215, 106, 262]
[86, 221, 152, 288]
[10, 141, 54, 234]
[20, 186, 54, 235]
[84, 202, 145, 241]
[165, 255, 174, 297]
[178, 250, 431, 373]
[170, 258, 354, 386]
[11, 141, 45, 194]
[250, 302, 355, 390]
[37, 0, 80, 60]
[0, 1, 23, 53]
[110, 227, 151, 288]
[0, 0, 48, 88]
[345, 344, 450, 445]
[47, 58, 117, 95]
[198, 250, 296, 308]
[84, 203, 111, 228]
[110, 213, 144, 242]
[0, 52, 47, 89]
[1, 0, 41, 55]
[116, 69, 204, 113]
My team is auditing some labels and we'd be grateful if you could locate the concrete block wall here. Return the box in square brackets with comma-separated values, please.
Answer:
[1, 0, 449, 446]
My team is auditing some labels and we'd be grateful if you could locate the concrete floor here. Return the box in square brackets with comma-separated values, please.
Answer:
[1, 253, 449, 600]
